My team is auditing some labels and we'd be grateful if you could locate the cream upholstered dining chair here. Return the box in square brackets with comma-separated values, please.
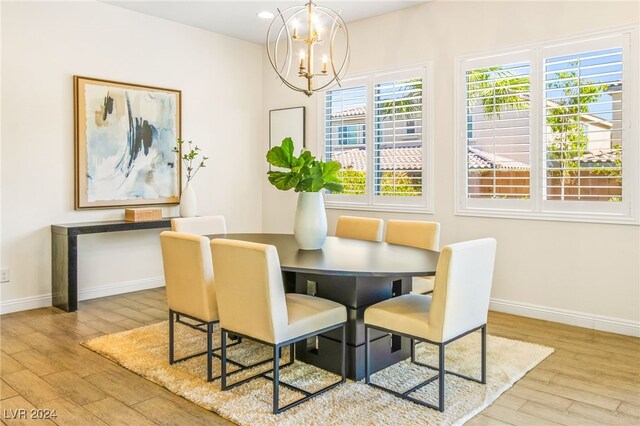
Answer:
[211, 238, 347, 414]
[335, 215, 384, 242]
[171, 215, 227, 235]
[364, 238, 497, 412]
[160, 231, 225, 382]
[385, 219, 440, 295]
[169, 216, 227, 324]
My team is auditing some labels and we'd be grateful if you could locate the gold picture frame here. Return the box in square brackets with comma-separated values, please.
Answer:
[74, 76, 182, 209]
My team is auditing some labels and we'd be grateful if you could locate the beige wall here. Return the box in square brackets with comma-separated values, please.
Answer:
[261, 1, 640, 334]
[0, 1, 263, 311]
[1, 1, 638, 335]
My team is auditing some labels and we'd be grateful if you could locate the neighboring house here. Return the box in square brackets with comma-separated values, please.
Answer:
[327, 105, 366, 150]
[331, 146, 421, 173]
[332, 146, 529, 172]
[327, 89, 620, 200]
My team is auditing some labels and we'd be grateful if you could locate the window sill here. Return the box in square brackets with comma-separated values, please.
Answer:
[325, 202, 434, 215]
[455, 207, 639, 226]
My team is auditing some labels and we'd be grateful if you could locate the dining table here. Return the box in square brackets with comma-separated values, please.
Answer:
[208, 233, 439, 380]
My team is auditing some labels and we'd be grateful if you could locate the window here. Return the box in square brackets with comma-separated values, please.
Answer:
[325, 84, 367, 196]
[543, 48, 623, 203]
[456, 29, 638, 224]
[322, 67, 432, 211]
[465, 61, 532, 200]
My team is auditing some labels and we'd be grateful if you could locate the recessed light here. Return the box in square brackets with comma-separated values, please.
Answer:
[257, 11, 274, 19]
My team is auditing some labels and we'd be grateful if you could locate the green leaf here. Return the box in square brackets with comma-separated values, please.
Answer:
[299, 150, 314, 167]
[322, 160, 341, 179]
[323, 181, 344, 193]
[265, 137, 343, 193]
[266, 147, 289, 168]
[266, 137, 295, 168]
[310, 176, 324, 192]
[296, 176, 313, 192]
[268, 171, 299, 191]
[309, 163, 324, 192]
[281, 137, 294, 157]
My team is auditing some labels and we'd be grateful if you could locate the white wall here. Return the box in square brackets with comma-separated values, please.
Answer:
[2, 1, 638, 336]
[0, 1, 263, 312]
[261, 1, 640, 335]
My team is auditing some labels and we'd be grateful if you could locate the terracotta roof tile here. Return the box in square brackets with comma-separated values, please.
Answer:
[331, 105, 366, 118]
[576, 149, 619, 163]
[332, 146, 530, 171]
[332, 147, 422, 171]
[468, 147, 530, 170]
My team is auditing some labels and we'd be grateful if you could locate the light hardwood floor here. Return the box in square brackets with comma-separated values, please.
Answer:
[1, 288, 638, 425]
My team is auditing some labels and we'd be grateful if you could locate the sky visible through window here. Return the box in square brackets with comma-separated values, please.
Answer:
[544, 48, 622, 122]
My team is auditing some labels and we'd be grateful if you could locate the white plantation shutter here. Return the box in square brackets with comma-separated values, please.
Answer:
[323, 67, 433, 212]
[465, 62, 531, 200]
[324, 83, 367, 196]
[543, 47, 623, 203]
[373, 75, 424, 199]
[456, 30, 637, 224]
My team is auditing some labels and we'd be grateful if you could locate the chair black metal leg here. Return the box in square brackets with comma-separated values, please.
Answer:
[365, 326, 371, 384]
[438, 344, 445, 412]
[481, 324, 487, 384]
[365, 324, 488, 412]
[207, 322, 213, 382]
[221, 330, 228, 390]
[273, 344, 281, 414]
[410, 338, 415, 363]
[218, 324, 346, 414]
[169, 310, 175, 364]
[341, 325, 346, 382]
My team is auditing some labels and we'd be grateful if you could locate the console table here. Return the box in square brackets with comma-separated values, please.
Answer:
[51, 219, 172, 312]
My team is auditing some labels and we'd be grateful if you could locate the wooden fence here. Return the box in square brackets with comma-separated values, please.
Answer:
[468, 170, 621, 201]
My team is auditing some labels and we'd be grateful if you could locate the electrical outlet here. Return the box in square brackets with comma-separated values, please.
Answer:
[0, 269, 9, 283]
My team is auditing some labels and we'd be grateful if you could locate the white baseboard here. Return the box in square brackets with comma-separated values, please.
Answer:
[0, 294, 52, 315]
[490, 298, 640, 337]
[0, 277, 165, 315]
[2, 283, 638, 337]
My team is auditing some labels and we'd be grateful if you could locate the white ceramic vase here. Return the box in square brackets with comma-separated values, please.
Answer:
[180, 182, 197, 217]
[294, 191, 327, 250]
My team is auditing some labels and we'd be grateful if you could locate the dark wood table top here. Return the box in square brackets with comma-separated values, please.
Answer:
[208, 233, 438, 277]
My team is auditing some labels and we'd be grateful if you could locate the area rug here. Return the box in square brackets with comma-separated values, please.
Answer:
[83, 321, 553, 425]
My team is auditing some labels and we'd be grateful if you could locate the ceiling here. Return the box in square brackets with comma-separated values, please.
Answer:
[104, 1, 428, 44]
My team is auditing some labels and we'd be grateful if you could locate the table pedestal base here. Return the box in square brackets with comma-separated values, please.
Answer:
[293, 273, 412, 380]
[295, 333, 411, 381]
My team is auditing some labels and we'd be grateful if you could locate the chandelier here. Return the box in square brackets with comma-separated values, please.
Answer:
[266, 1, 350, 96]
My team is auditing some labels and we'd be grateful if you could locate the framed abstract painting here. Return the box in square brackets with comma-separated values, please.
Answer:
[74, 76, 182, 209]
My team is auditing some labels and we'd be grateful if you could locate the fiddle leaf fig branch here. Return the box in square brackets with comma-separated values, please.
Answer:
[266, 137, 344, 193]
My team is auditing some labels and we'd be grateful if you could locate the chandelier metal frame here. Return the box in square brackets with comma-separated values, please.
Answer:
[266, 1, 350, 96]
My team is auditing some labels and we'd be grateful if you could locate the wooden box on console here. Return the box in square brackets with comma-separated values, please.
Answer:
[124, 208, 163, 222]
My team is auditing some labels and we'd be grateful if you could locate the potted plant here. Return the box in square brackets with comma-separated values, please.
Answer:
[266, 137, 343, 249]
[173, 138, 208, 217]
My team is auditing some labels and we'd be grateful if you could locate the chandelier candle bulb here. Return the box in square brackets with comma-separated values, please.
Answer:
[322, 55, 328, 73]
